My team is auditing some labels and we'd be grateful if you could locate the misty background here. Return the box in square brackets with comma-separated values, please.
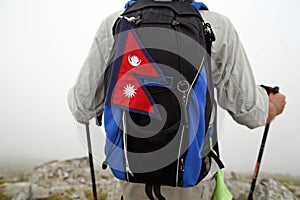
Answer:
[0, 0, 299, 176]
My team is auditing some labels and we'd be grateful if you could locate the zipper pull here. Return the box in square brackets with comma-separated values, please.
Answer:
[177, 80, 190, 125]
[177, 158, 185, 187]
[180, 159, 185, 172]
[126, 166, 134, 177]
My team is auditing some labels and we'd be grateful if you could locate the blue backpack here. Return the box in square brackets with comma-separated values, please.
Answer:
[98, 0, 224, 198]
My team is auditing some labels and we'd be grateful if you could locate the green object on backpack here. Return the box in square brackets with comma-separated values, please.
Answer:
[212, 169, 233, 200]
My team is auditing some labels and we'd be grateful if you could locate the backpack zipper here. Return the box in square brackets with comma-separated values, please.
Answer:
[122, 112, 134, 180]
[177, 158, 185, 186]
[176, 57, 205, 186]
[176, 125, 187, 186]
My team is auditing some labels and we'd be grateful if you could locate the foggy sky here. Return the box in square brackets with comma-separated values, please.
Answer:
[0, 0, 299, 176]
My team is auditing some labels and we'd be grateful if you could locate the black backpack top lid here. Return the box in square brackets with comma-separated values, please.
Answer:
[124, 0, 208, 16]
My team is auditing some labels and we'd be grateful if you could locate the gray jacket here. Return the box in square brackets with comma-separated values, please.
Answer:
[68, 10, 268, 128]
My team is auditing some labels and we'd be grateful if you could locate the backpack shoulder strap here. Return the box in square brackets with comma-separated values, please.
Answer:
[191, 2, 208, 10]
[209, 110, 225, 169]
[125, 0, 137, 9]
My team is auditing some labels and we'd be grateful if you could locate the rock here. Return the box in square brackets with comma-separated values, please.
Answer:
[223, 173, 299, 200]
[13, 191, 30, 200]
[289, 185, 300, 198]
[11, 177, 21, 183]
[71, 191, 86, 199]
[48, 172, 54, 179]
[56, 181, 69, 188]
[3, 182, 32, 200]
[2, 158, 299, 200]
[269, 178, 298, 200]
[251, 178, 298, 200]
[50, 185, 71, 195]
[31, 185, 50, 199]
[79, 177, 86, 184]
[63, 172, 69, 179]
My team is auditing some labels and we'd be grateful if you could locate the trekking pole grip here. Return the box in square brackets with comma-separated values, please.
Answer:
[272, 86, 279, 94]
[260, 85, 279, 95]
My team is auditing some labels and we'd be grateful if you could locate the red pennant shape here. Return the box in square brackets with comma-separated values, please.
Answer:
[111, 30, 162, 115]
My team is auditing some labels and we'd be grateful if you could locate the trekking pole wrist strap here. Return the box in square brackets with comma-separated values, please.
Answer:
[260, 85, 279, 95]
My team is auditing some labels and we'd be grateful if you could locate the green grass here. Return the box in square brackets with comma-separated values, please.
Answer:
[44, 191, 108, 200]
[84, 190, 108, 200]
[0, 178, 10, 200]
[100, 175, 109, 180]
[65, 187, 75, 194]
[44, 194, 71, 200]
[0, 190, 11, 200]
[0, 173, 29, 184]
[284, 184, 296, 193]
[99, 192, 108, 200]
[279, 179, 300, 187]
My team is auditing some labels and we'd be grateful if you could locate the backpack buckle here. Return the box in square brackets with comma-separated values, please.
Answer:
[123, 16, 142, 26]
[203, 22, 216, 43]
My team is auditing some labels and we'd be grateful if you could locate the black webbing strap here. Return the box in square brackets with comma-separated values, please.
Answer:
[145, 184, 155, 200]
[154, 185, 166, 200]
[96, 113, 103, 126]
[209, 149, 225, 169]
[210, 110, 225, 169]
[145, 184, 166, 200]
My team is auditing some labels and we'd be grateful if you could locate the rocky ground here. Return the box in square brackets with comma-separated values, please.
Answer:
[224, 172, 300, 200]
[0, 157, 299, 200]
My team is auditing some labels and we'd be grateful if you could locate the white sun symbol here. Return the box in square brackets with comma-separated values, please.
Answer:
[123, 84, 137, 98]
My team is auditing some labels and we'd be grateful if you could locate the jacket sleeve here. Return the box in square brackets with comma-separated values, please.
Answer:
[67, 13, 117, 123]
[203, 11, 269, 129]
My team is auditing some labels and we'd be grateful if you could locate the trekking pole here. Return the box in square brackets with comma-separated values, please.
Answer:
[247, 86, 279, 200]
[85, 124, 98, 200]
